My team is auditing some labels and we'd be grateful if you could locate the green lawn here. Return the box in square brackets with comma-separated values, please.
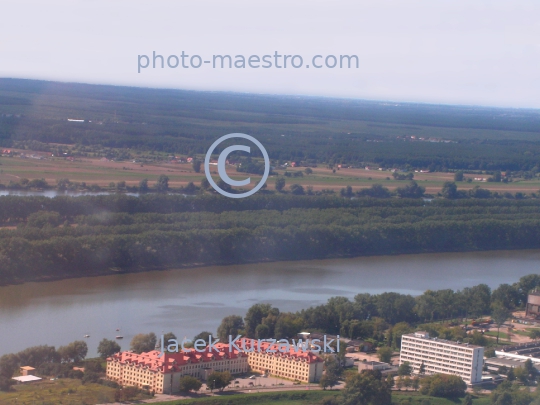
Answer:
[127, 390, 338, 405]
[0, 379, 116, 405]
[484, 331, 511, 341]
[512, 328, 540, 337]
[144, 390, 490, 405]
[392, 392, 490, 405]
[0, 382, 493, 405]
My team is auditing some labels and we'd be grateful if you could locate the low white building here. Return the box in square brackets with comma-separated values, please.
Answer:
[399, 332, 484, 384]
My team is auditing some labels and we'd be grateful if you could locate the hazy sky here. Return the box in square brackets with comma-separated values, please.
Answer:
[1, 0, 539, 108]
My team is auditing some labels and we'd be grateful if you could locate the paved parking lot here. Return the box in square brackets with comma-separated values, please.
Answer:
[201, 374, 316, 392]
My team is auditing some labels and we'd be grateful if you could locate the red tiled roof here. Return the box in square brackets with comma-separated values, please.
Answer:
[107, 343, 248, 374]
[238, 338, 323, 364]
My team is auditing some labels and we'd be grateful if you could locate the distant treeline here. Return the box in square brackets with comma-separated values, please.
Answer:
[2, 79, 540, 171]
[1, 194, 540, 284]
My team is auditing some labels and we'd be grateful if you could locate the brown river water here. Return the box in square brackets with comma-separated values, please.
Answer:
[0, 249, 538, 357]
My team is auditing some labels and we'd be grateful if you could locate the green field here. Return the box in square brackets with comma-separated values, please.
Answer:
[0, 379, 116, 405]
[123, 390, 490, 405]
[2, 78, 540, 174]
[2, 154, 540, 195]
[0, 385, 491, 405]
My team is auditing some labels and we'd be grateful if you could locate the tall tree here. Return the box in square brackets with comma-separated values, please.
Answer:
[130, 333, 157, 353]
[97, 338, 121, 359]
[320, 356, 341, 390]
[492, 306, 511, 344]
[217, 315, 244, 341]
[462, 284, 491, 319]
[378, 347, 393, 364]
[385, 374, 395, 391]
[58, 340, 88, 362]
[139, 178, 149, 193]
[58, 341, 88, 363]
[491, 284, 519, 310]
[275, 176, 286, 191]
[193, 331, 212, 344]
[163, 332, 177, 343]
[398, 361, 413, 377]
[207, 371, 233, 392]
[179, 375, 202, 393]
[290, 184, 305, 195]
[155, 175, 169, 192]
[376, 292, 416, 324]
[396, 181, 425, 198]
[342, 370, 391, 405]
[441, 181, 458, 199]
[419, 361, 426, 375]
[244, 304, 275, 337]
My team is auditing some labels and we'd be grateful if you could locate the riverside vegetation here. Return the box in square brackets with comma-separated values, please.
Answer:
[1, 194, 540, 284]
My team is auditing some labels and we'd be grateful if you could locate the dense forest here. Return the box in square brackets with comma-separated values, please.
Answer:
[1, 194, 540, 285]
[1, 79, 540, 170]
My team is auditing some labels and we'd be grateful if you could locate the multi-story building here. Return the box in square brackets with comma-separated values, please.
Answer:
[399, 331, 484, 384]
[526, 291, 540, 318]
[106, 343, 249, 394]
[243, 339, 323, 383]
[106, 338, 323, 393]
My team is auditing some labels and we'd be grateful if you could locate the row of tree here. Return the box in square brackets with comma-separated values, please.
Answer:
[3, 195, 540, 283]
[7, 192, 540, 223]
[211, 274, 540, 360]
[0, 340, 94, 391]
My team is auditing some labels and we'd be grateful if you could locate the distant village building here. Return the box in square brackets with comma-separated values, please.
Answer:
[12, 375, 41, 384]
[346, 339, 374, 353]
[13, 366, 41, 385]
[399, 332, 484, 385]
[19, 366, 36, 376]
[526, 291, 540, 318]
[358, 361, 395, 374]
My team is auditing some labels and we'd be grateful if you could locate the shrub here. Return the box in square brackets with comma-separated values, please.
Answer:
[419, 374, 466, 398]
[81, 371, 100, 384]
[67, 369, 84, 379]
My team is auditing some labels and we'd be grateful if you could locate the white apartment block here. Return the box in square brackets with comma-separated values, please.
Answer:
[399, 332, 484, 384]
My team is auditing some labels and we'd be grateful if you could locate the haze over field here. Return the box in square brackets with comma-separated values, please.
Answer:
[1, 0, 539, 108]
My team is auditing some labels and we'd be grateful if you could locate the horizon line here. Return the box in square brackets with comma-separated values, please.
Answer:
[1, 76, 539, 113]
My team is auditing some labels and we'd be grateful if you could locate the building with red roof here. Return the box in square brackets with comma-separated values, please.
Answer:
[106, 342, 248, 394]
[106, 337, 324, 393]
[242, 338, 324, 383]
